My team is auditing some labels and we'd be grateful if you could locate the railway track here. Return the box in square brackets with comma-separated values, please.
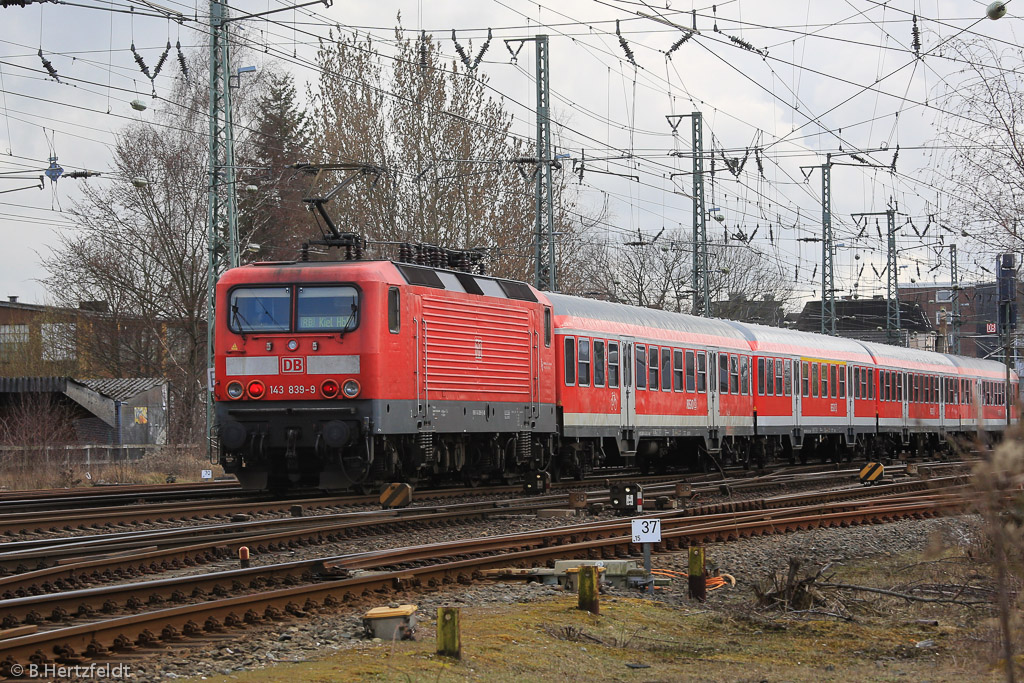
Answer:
[0, 477, 969, 674]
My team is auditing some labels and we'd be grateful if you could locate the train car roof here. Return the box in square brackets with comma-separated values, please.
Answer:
[941, 353, 1017, 380]
[546, 293, 752, 350]
[719, 320, 874, 363]
[856, 339, 960, 373]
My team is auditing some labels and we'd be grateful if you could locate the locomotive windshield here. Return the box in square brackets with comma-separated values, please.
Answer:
[229, 287, 291, 333]
[296, 286, 359, 332]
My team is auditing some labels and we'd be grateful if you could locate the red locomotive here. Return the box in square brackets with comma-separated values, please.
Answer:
[212, 258, 1018, 490]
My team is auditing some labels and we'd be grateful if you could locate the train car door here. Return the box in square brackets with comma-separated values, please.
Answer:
[792, 358, 802, 431]
[619, 337, 636, 436]
[707, 351, 720, 432]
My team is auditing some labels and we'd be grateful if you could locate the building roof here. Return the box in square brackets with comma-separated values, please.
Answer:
[79, 378, 165, 402]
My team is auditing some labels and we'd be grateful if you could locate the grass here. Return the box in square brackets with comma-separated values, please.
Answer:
[188, 537, 1021, 683]
[0, 446, 223, 490]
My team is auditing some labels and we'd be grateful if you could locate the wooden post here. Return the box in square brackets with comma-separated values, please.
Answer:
[577, 565, 599, 614]
[436, 607, 461, 659]
[688, 546, 706, 602]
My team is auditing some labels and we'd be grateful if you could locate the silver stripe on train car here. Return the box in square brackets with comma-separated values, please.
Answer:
[307, 355, 361, 375]
[226, 356, 279, 376]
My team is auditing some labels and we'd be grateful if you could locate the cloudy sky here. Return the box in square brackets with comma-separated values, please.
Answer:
[0, 0, 1020, 305]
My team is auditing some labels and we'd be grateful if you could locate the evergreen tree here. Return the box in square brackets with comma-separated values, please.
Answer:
[237, 72, 315, 260]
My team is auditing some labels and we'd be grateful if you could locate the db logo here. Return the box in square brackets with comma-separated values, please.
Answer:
[281, 357, 305, 373]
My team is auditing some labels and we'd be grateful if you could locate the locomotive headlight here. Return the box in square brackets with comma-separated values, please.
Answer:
[321, 379, 340, 398]
[247, 380, 266, 399]
[342, 379, 361, 398]
[226, 381, 244, 400]
[287, 339, 299, 351]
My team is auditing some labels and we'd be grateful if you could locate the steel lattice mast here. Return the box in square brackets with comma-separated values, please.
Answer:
[206, 0, 240, 454]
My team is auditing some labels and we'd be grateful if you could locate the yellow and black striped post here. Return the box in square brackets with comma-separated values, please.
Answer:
[859, 462, 884, 486]
[380, 482, 413, 508]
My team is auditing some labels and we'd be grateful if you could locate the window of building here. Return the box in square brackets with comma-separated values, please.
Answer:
[686, 350, 696, 392]
[41, 323, 76, 362]
[608, 342, 619, 388]
[936, 289, 953, 303]
[578, 338, 591, 386]
[564, 337, 576, 386]
[594, 340, 606, 388]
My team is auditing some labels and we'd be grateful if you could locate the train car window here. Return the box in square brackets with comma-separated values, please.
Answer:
[740, 355, 750, 395]
[296, 286, 360, 332]
[543, 308, 551, 347]
[686, 351, 696, 392]
[719, 354, 730, 394]
[229, 286, 291, 333]
[802, 362, 810, 397]
[661, 347, 672, 391]
[578, 338, 591, 387]
[961, 379, 967, 404]
[867, 369, 875, 399]
[623, 344, 631, 388]
[649, 346, 660, 391]
[757, 358, 765, 395]
[674, 349, 684, 391]
[891, 371, 897, 402]
[594, 340, 606, 388]
[765, 358, 774, 396]
[730, 355, 740, 395]
[776, 360, 784, 396]
[608, 342, 620, 388]
[811, 363, 819, 397]
[880, 371, 887, 402]
[564, 338, 576, 386]
[388, 287, 401, 334]
[898, 373, 903, 402]
[697, 352, 707, 392]
[785, 360, 793, 397]
[838, 365, 845, 399]
[635, 345, 646, 389]
[477, 279, 508, 298]
[934, 376, 939, 403]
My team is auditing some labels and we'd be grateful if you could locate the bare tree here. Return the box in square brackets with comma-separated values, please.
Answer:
[932, 37, 1024, 255]
[581, 227, 793, 320]
[309, 24, 595, 284]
